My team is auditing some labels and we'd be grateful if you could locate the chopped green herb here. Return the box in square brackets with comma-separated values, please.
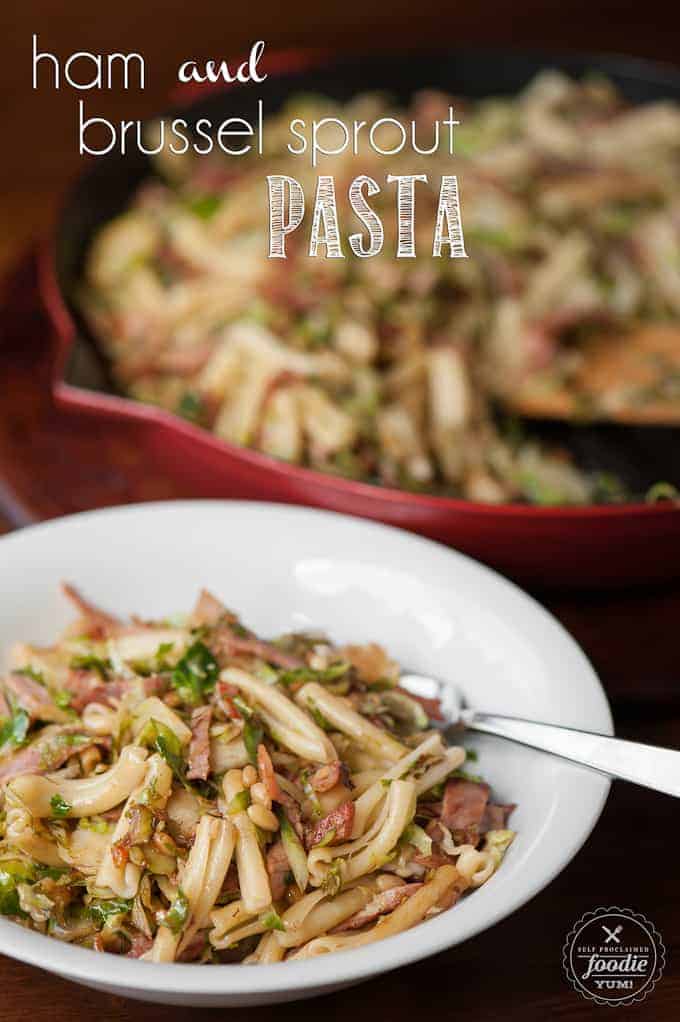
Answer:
[307, 701, 332, 731]
[232, 695, 253, 719]
[69, 654, 111, 679]
[278, 662, 350, 688]
[227, 789, 250, 815]
[259, 908, 285, 931]
[137, 718, 187, 787]
[0, 866, 27, 917]
[89, 897, 133, 927]
[187, 194, 221, 220]
[243, 717, 264, 765]
[13, 666, 45, 684]
[177, 391, 204, 424]
[277, 807, 308, 894]
[171, 641, 218, 705]
[0, 707, 29, 752]
[321, 859, 342, 896]
[50, 794, 72, 819]
[54, 690, 73, 710]
[402, 822, 432, 856]
[164, 888, 189, 933]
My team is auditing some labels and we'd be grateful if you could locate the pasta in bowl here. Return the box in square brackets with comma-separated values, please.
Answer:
[0, 500, 612, 1005]
[0, 584, 514, 964]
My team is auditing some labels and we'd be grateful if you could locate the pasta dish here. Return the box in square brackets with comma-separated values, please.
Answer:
[0, 586, 515, 963]
[79, 71, 680, 505]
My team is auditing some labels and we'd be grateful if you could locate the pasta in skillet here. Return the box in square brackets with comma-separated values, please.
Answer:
[0, 585, 515, 963]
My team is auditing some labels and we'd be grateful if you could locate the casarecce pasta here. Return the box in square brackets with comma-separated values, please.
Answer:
[0, 584, 515, 962]
[80, 74, 680, 505]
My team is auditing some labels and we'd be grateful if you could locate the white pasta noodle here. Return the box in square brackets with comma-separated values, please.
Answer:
[210, 736, 249, 773]
[9, 745, 149, 818]
[243, 930, 286, 964]
[291, 865, 466, 959]
[222, 770, 272, 914]
[351, 732, 453, 838]
[131, 697, 192, 745]
[309, 779, 417, 887]
[96, 753, 173, 897]
[4, 804, 65, 867]
[276, 876, 401, 949]
[221, 668, 335, 763]
[81, 702, 118, 736]
[150, 813, 235, 963]
[295, 683, 409, 764]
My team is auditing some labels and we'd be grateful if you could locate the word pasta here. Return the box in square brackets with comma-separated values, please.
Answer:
[268, 174, 467, 259]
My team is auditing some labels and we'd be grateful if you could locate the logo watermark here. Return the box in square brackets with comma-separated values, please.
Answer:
[563, 907, 665, 1006]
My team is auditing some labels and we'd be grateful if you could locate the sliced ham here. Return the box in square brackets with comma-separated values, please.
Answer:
[62, 669, 109, 712]
[213, 625, 304, 670]
[64, 672, 166, 711]
[394, 686, 444, 722]
[187, 705, 212, 781]
[275, 787, 305, 842]
[332, 883, 422, 932]
[2, 672, 66, 723]
[256, 743, 280, 801]
[441, 778, 490, 844]
[305, 800, 355, 850]
[0, 725, 104, 782]
[127, 933, 153, 958]
[61, 583, 123, 639]
[480, 802, 516, 833]
[266, 839, 291, 901]
[190, 589, 227, 628]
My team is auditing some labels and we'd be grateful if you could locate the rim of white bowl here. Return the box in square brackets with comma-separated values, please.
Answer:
[0, 501, 612, 996]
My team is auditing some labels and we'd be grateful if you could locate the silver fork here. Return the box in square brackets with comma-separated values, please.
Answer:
[399, 673, 680, 798]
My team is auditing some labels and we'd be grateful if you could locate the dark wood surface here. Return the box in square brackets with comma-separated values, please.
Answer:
[2, 3, 680, 1017]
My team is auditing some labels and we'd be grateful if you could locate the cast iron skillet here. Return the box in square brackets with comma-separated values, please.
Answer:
[43, 48, 680, 587]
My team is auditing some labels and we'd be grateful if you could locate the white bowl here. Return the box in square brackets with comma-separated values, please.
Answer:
[0, 501, 612, 1006]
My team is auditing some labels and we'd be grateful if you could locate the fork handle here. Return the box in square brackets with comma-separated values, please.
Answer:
[463, 711, 680, 798]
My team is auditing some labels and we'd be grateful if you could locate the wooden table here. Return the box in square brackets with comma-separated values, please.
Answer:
[2, 5, 680, 1016]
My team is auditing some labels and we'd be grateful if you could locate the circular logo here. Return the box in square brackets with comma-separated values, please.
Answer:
[563, 907, 665, 1006]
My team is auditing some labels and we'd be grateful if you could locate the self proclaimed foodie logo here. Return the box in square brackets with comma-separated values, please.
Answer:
[562, 907, 665, 1006]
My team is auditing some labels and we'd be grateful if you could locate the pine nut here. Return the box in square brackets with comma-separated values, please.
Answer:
[250, 782, 272, 810]
[247, 803, 279, 831]
[242, 765, 258, 788]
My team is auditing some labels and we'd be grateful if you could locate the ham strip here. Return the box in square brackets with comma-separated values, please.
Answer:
[2, 672, 64, 721]
[266, 839, 291, 901]
[63, 672, 166, 711]
[256, 743, 280, 801]
[127, 933, 153, 958]
[480, 802, 516, 833]
[441, 778, 490, 844]
[190, 589, 227, 628]
[305, 800, 355, 850]
[213, 626, 304, 670]
[187, 705, 212, 781]
[332, 883, 423, 932]
[61, 583, 123, 638]
[0, 725, 105, 782]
